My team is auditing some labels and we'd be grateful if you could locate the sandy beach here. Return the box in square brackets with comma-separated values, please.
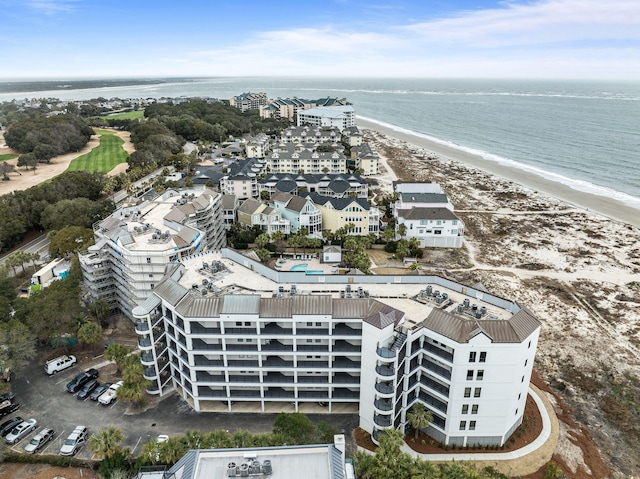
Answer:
[357, 117, 640, 228]
[357, 119, 640, 477]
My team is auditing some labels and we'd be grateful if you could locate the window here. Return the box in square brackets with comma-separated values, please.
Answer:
[459, 421, 466, 430]
[515, 409, 518, 415]
[469, 421, 476, 431]
[469, 352, 477, 363]
[236, 322, 242, 326]
[148, 274, 153, 278]
[524, 359, 528, 367]
[479, 352, 487, 363]
[146, 257, 151, 264]
[471, 404, 478, 414]
[461, 404, 469, 414]
[521, 375, 525, 383]
[466, 370, 474, 380]
[150, 284, 154, 289]
[434, 229, 442, 235]
[476, 370, 484, 380]
[464, 387, 471, 398]
[518, 393, 521, 401]
[474, 388, 481, 398]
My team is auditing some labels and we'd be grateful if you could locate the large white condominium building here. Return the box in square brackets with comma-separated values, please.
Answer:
[133, 249, 540, 448]
[79, 188, 225, 319]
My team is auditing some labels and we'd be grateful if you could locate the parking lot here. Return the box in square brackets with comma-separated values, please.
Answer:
[6, 355, 359, 460]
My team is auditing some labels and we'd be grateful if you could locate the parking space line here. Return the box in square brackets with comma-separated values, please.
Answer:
[131, 436, 142, 454]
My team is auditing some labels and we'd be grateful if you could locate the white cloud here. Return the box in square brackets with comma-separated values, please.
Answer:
[24, 0, 80, 15]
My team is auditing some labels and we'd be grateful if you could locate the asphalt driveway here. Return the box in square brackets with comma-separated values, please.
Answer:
[7, 356, 359, 460]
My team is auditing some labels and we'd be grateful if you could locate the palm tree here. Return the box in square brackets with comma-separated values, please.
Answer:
[406, 403, 433, 439]
[89, 426, 124, 459]
[158, 436, 188, 466]
[410, 459, 439, 479]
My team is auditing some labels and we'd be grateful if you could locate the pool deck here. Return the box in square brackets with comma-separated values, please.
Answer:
[275, 255, 337, 274]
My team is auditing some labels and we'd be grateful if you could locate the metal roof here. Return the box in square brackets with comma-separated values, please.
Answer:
[291, 295, 333, 315]
[397, 207, 460, 221]
[153, 278, 189, 306]
[221, 295, 261, 315]
[175, 294, 223, 318]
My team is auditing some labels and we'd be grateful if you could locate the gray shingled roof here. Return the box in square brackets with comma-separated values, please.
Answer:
[400, 192, 449, 204]
[397, 208, 460, 221]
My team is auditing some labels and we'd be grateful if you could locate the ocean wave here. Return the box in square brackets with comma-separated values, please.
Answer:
[358, 115, 640, 210]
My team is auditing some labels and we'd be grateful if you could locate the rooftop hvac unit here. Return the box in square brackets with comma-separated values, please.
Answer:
[480, 306, 487, 315]
[239, 463, 249, 477]
[457, 304, 464, 313]
[426, 285, 432, 295]
[263, 459, 272, 475]
[227, 462, 237, 477]
[442, 292, 448, 300]
[463, 298, 470, 308]
[201, 289, 208, 295]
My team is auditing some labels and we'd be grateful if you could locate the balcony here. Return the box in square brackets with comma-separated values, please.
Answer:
[333, 340, 360, 352]
[334, 358, 361, 369]
[195, 372, 225, 382]
[138, 338, 152, 350]
[375, 365, 395, 377]
[227, 360, 259, 368]
[192, 339, 222, 351]
[262, 356, 295, 368]
[376, 347, 396, 360]
[226, 344, 259, 352]
[423, 343, 454, 362]
[144, 367, 158, 380]
[141, 353, 155, 365]
[228, 375, 260, 383]
[146, 383, 161, 395]
[193, 357, 224, 367]
[296, 328, 329, 336]
[135, 322, 150, 334]
[374, 399, 393, 412]
[261, 340, 293, 352]
[333, 373, 359, 384]
[332, 388, 359, 399]
[297, 344, 329, 352]
[264, 388, 295, 399]
[225, 327, 257, 335]
[298, 390, 329, 399]
[375, 382, 394, 396]
[374, 414, 392, 427]
[261, 324, 293, 335]
[297, 360, 329, 368]
[190, 323, 221, 335]
[264, 372, 295, 383]
[333, 325, 360, 336]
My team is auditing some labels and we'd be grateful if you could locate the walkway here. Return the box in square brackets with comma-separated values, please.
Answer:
[402, 385, 559, 477]
[358, 384, 559, 477]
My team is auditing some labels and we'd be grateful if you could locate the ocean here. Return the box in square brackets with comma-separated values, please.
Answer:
[1, 77, 638, 209]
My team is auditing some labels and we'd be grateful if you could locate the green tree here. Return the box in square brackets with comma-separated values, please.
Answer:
[272, 412, 316, 444]
[89, 426, 125, 459]
[255, 233, 270, 249]
[118, 360, 150, 405]
[397, 223, 407, 238]
[77, 320, 102, 346]
[48, 226, 94, 257]
[406, 403, 433, 439]
[260, 190, 271, 201]
[0, 319, 36, 376]
[255, 248, 270, 263]
[410, 459, 439, 479]
[90, 300, 111, 323]
[105, 343, 131, 373]
[41, 197, 114, 230]
[157, 435, 188, 465]
[0, 161, 15, 180]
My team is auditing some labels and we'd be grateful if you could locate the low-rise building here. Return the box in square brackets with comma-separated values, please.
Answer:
[219, 158, 267, 200]
[237, 198, 291, 235]
[79, 188, 225, 319]
[270, 192, 322, 238]
[259, 173, 368, 199]
[393, 182, 464, 248]
[132, 249, 540, 447]
[135, 436, 350, 479]
[304, 192, 379, 235]
[265, 146, 347, 175]
[259, 97, 349, 121]
[221, 194, 239, 230]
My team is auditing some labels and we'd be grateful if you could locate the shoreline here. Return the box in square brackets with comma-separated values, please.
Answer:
[356, 117, 640, 229]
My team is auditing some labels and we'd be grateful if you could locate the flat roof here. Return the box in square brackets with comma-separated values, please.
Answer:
[174, 251, 514, 324]
[186, 445, 337, 479]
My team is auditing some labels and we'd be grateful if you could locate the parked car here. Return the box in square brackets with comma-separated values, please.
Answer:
[0, 416, 23, 437]
[90, 382, 111, 401]
[98, 380, 123, 405]
[5, 418, 37, 444]
[59, 425, 87, 456]
[0, 392, 15, 402]
[66, 368, 99, 394]
[24, 427, 55, 453]
[0, 401, 20, 418]
[76, 379, 99, 400]
[45, 355, 76, 375]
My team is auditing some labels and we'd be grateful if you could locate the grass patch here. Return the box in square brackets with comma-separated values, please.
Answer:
[67, 129, 128, 173]
[102, 110, 144, 120]
[0, 153, 18, 162]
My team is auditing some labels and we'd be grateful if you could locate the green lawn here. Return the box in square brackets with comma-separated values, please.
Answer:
[103, 110, 145, 120]
[0, 153, 17, 162]
[67, 129, 129, 173]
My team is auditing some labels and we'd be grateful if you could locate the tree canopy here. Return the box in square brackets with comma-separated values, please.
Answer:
[4, 114, 94, 160]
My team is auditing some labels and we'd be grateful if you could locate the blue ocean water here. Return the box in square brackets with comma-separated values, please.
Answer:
[1, 77, 639, 208]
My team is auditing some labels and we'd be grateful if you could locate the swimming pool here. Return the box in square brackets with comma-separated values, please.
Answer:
[290, 264, 325, 275]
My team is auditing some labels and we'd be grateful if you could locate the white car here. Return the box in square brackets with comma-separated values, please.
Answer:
[59, 425, 87, 456]
[98, 380, 123, 405]
[5, 418, 37, 444]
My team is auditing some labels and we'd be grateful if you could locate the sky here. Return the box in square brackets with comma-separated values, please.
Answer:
[0, 0, 638, 80]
